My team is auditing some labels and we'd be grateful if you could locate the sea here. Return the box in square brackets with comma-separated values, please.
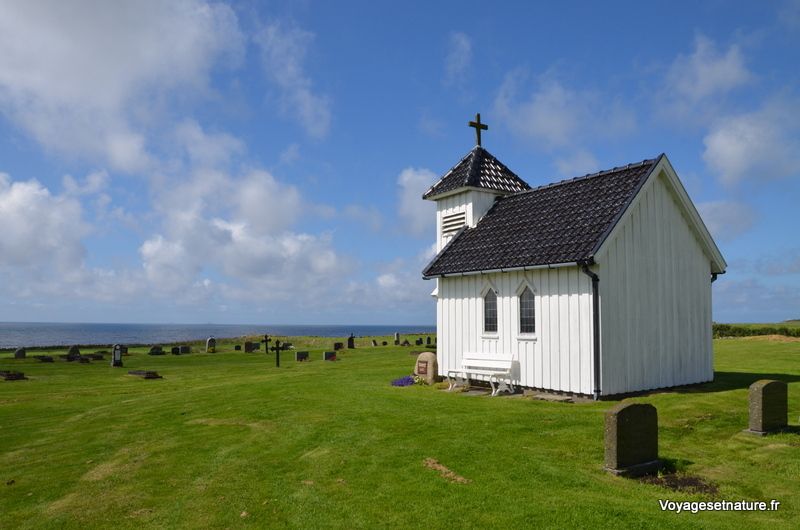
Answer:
[0, 322, 436, 349]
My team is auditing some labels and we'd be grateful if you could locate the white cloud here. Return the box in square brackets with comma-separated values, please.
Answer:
[666, 35, 750, 103]
[702, 100, 800, 185]
[62, 170, 109, 196]
[174, 120, 244, 168]
[554, 150, 599, 177]
[697, 200, 757, 242]
[255, 21, 331, 138]
[0, 173, 89, 270]
[343, 204, 383, 232]
[0, 1, 243, 171]
[493, 70, 635, 150]
[444, 32, 472, 87]
[397, 167, 436, 236]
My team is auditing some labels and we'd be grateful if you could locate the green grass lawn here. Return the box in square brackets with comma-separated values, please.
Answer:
[1, 335, 799, 529]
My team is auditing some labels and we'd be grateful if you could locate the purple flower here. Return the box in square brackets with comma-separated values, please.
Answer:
[391, 375, 415, 387]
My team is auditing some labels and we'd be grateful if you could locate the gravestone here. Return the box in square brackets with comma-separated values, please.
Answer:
[206, 336, 216, 353]
[604, 402, 662, 477]
[34, 355, 53, 363]
[347, 334, 356, 349]
[111, 344, 124, 367]
[415, 338, 423, 346]
[371, 340, 378, 347]
[171, 346, 180, 355]
[244, 341, 255, 353]
[128, 370, 163, 379]
[296, 351, 309, 362]
[85, 353, 105, 360]
[414, 352, 438, 385]
[119, 346, 129, 355]
[426, 336, 432, 346]
[0, 371, 26, 381]
[382, 341, 387, 346]
[746, 380, 788, 435]
[323, 351, 337, 361]
[14, 348, 26, 359]
[179, 345, 191, 354]
[66, 346, 81, 361]
[148, 346, 164, 356]
[333, 342, 344, 351]
[394, 332, 400, 345]
[401, 339, 411, 347]
[234, 344, 241, 351]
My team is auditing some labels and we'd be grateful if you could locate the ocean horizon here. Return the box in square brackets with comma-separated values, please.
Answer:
[0, 322, 436, 349]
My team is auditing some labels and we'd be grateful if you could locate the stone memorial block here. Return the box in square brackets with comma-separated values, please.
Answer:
[296, 351, 309, 362]
[413, 352, 438, 385]
[111, 345, 124, 367]
[171, 346, 180, 355]
[382, 341, 387, 346]
[347, 334, 356, 349]
[244, 341, 255, 353]
[148, 346, 164, 356]
[119, 346, 129, 355]
[426, 336, 432, 345]
[334, 342, 344, 351]
[747, 380, 788, 435]
[34, 355, 53, 363]
[234, 344, 241, 351]
[371, 340, 378, 347]
[415, 338, 423, 346]
[65, 346, 81, 361]
[604, 402, 662, 477]
[1, 370, 26, 381]
[323, 351, 337, 361]
[206, 336, 216, 353]
[394, 332, 400, 342]
[401, 339, 411, 347]
[179, 345, 191, 354]
[14, 348, 26, 359]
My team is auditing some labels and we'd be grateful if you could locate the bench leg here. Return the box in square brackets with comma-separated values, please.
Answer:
[447, 374, 467, 392]
[490, 377, 512, 397]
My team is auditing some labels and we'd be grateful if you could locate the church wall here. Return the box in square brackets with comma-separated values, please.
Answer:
[596, 170, 713, 395]
[435, 190, 499, 252]
[436, 267, 594, 395]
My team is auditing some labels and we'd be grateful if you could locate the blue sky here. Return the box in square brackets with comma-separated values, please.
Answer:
[0, 0, 798, 325]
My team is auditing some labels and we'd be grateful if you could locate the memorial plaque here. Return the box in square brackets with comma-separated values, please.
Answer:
[323, 351, 336, 361]
[417, 360, 428, 375]
[413, 352, 437, 384]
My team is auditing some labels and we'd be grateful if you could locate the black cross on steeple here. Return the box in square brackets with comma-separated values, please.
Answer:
[468, 113, 488, 147]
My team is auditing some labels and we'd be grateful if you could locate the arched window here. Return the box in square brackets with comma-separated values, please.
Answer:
[484, 289, 497, 333]
[519, 286, 535, 333]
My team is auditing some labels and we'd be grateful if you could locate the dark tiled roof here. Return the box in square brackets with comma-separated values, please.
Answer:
[423, 156, 662, 277]
[422, 146, 531, 199]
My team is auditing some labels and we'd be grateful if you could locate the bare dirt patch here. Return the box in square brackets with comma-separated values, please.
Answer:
[423, 458, 471, 484]
[639, 473, 718, 495]
[739, 335, 800, 343]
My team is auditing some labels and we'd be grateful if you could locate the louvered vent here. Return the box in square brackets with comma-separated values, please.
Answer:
[441, 211, 466, 235]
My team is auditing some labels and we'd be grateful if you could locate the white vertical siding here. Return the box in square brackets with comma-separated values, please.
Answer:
[436, 268, 594, 395]
[596, 170, 713, 395]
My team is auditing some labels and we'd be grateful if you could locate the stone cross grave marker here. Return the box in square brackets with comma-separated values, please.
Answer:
[206, 336, 216, 353]
[414, 352, 437, 385]
[604, 402, 662, 477]
[269, 339, 282, 368]
[746, 380, 788, 435]
[111, 344, 124, 367]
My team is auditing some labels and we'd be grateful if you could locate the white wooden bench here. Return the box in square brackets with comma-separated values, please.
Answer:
[447, 354, 519, 396]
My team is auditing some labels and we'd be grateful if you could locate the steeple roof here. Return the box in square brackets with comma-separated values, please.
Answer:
[422, 146, 531, 200]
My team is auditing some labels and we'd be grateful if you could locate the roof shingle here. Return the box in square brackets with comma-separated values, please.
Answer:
[423, 156, 661, 277]
[422, 146, 531, 199]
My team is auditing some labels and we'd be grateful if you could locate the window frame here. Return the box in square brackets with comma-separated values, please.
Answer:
[480, 282, 499, 338]
[516, 280, 538, 341]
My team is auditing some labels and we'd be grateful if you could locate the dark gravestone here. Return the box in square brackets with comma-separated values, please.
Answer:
[244, 341, 255, 353]
[85, 353, 105, 360]
[252, 342, 261, 351]
[401, 339, 411, 347]
[206, 337, 216, 353]
[66, 346, 81, 361]
[111, 344, 124, 367]
[296, 351, 309, 362]
[128, 370, 163, 379]
[34, 355, 54, 363]
[171, 346, 180, 355]
[347, 334, 355, 349]
[426, 336, 432, 346]
[14, 348, 26, 359]
[382, 341, 387, 346]
[0, 371, 26, 381]
[323, 351, 337, 361]
[234, 344, 241, 351]
[78, 356, 91, 364]
[604, 403, 662, 477]
[415, 338, 423, 346]
[333, 342, 344, 351]
[119, 346, 129, 355]
[179, 345, 191, 354]
[148, 346, 164, 356]
[747, 380, 788, 435]
[282, 342, 292, 350]
[371, 340, 378, 347]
